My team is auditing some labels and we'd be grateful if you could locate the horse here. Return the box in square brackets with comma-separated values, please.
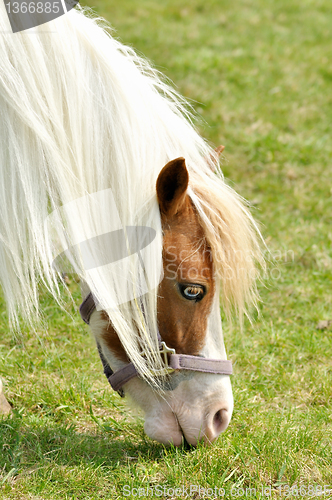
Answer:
[0, 4, 263, 446]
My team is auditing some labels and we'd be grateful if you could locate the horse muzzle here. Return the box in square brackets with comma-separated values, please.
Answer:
[142, 375, 233, 446]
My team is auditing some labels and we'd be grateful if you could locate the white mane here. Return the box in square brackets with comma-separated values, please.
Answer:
[0, 5, 263, 384]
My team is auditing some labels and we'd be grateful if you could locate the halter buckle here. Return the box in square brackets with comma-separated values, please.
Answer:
[159, 341, 176, 373]
[140, 341, 176, 376]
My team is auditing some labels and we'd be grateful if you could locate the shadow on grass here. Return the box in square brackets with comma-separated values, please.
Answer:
[0, 411, 168, 477]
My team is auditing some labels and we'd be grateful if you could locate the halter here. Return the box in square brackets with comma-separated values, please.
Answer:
[80, 292, 233, 397]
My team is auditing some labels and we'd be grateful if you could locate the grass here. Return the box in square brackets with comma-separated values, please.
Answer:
[1, 0, 332, 497]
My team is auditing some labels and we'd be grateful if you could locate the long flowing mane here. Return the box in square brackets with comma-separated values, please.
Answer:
[0, 5, 263, 383]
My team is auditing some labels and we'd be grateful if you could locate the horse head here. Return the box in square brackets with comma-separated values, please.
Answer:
[89, 157, 233, 446]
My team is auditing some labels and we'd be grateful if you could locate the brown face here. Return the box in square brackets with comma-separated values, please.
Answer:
[158, 198, 214, 355]
[102, 157, 214, 364]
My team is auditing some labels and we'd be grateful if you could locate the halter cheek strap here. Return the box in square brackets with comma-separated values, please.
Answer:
[108, 352, 233, 393]
[79, 293, 233, 395]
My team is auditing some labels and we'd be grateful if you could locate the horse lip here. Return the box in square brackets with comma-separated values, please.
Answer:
[181, 435, 194, 450]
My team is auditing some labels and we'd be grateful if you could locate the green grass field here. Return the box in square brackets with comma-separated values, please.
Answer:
[1, 0, 332, 498]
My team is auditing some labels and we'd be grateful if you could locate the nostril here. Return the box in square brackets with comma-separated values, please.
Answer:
[207, 408, 230, 442]
[213, 409, 223, 433]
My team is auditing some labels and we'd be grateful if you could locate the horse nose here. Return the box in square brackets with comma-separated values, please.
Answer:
[204, 408, 231, 444]
[180, 404, 232, 446]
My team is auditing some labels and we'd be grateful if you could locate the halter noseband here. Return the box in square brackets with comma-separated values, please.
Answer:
[80, 292, 232, 397]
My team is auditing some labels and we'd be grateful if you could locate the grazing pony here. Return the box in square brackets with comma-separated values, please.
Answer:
[0, 4, 263, 445]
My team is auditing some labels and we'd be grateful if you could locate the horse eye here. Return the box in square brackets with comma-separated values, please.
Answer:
[179, 284, 205, 301]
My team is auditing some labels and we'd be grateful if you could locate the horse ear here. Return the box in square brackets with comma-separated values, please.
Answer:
[156, 157, 189, 217]
[214, 145, 225, 157]
[208, 145, 225, 171]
